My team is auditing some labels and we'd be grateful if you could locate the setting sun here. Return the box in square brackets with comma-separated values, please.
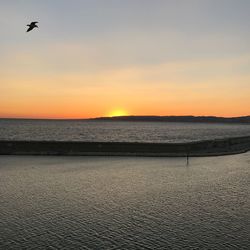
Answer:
[108, 109, 128, 117]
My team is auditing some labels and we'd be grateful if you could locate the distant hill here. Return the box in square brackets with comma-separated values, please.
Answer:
[90, 115, 250, 124]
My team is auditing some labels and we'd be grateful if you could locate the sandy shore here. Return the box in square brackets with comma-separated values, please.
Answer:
[0, 136, 250, 157]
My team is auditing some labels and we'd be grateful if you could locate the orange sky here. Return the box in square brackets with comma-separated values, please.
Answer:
[1, 58, 250, 118]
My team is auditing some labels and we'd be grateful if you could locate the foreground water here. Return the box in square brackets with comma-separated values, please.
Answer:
[0, 153, 249, 249]
[1, 119, 250, 142]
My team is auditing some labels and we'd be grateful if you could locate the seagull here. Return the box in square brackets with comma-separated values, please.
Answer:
[26, 21, 38, 32]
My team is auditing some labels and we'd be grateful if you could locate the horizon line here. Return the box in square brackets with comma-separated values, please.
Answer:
[0, 114, 250, 120]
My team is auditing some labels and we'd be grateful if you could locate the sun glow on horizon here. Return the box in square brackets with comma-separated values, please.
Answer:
[107, 109, 129, 117]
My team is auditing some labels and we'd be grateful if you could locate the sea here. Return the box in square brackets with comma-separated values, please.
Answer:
[0, 154, 249, 249]
[0, 119, 250, 249]
[0, 119, 250, 142]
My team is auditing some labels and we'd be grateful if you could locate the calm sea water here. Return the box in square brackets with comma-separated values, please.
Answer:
[0, 153, 249, 249]
[0, 119, 250, 142]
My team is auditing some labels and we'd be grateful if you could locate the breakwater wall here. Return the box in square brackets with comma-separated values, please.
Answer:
[0, 136, 250, 157]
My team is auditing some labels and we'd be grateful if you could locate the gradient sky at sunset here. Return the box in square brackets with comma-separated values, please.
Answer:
[1, 0, 250, 118]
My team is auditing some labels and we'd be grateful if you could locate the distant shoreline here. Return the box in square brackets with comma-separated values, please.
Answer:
[1, 136, 250, 157]
[0, 115, 250, 124]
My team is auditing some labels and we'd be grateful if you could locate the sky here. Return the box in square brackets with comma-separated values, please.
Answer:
[0, 0, 250, 118]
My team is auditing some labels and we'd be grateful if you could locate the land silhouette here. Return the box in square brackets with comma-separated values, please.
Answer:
[91, 115, 250, 124]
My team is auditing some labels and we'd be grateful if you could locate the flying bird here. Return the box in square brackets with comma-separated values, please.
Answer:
[26, 21, 38, 32]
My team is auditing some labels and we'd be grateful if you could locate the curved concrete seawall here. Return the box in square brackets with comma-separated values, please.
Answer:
[0, 136, 250, 157]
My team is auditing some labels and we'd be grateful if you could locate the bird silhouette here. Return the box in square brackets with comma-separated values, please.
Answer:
[26, 22, 38, 32]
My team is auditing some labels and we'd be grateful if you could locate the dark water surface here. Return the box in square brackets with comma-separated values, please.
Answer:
[1, 119, 250, 142]
[0, 153, 249, 249]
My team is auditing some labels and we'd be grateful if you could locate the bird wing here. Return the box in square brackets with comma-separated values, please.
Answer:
[26, 26, 33, 32]
[30, 21, 38, 25]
